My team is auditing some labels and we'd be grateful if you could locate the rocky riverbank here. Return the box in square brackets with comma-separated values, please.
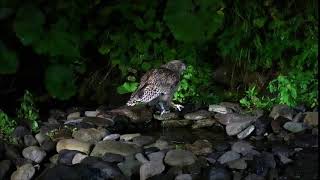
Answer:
[0, 103, 318, 180]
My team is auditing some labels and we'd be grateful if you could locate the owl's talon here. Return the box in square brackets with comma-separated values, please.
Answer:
[160, 110, 171, 116]
[173, 104, 184, 111]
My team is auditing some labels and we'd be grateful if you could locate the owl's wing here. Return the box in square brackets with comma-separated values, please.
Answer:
[130, 68, 180, 103]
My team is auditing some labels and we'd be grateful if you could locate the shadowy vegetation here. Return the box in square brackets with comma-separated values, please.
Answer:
[0, 0, 318, 120]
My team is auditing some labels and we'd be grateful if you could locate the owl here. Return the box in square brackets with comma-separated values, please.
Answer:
[126, 60, 186, 115]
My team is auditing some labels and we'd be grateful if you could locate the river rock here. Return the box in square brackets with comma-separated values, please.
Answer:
[72, 153, 88, 164]
[140, 160, 165, 180]
[35, 132, 50, 145]
[161, 119, 192, 127]
[82, 117, 114, 127]
[184, 110, 212, 120]
[72, 128, 107, 144]
[208, 104, 232, 114]
[0, 160, 11, 179]
[67, 112, 81, 120]
[237, 125, 255, 139]
[91, 140, 141, 157]
[218, 151, 240, 164]
[84, 111, 99, 117]
[154, 112, 179, 121]
[12, 126, 31, 139]
[231, 141, 254, 155]
[81, 157, 125, 179]
[40, 139, 56, 153]
[102, 153, 125, 163]
[22, 146, 46, 163]
[283, 122, 307, 133]
[23, 135, 37, 146]
[254, 117, 271, 136]
[56, 139, 91, 154]
[226, 119, 253, 136]
[303, 112, 318, 127]
[146, 139, 169, 150]
[117, 155, 141, 177]
[11, 163, 35, 180]
[109, 105, 153, 123]
[175, 174, 192, 180]
[215, 113, 257, 126]
[164, 149, 196, 166]
[271, 117, 289, 133]
[185, 139, 213, 155]
[206, 167, 232, 180]
[227, 158, 247, 169]
[269, 104, 295, 120]
[103, 134, 120, 141]
[132, 136, 155, 146]
[191, 118, 216, 129]
[292, 112, 304, 122]
[120, 133, 141, 141]
[58, 149, 79, 165]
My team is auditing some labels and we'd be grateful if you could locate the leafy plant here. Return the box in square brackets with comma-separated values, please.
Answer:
[164, 0, 224, 43]
[268, 72, 318, 108]
[0, 110, 16, 137]
[17, 90, 39, 132]
[240, 85, 272, 110]
[117, 82, 139, 94]
[0, 42, 19, 74]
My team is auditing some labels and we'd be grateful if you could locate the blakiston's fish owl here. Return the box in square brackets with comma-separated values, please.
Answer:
[126, 60, 186, 115]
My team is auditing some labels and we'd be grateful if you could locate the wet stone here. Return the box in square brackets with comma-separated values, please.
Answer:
[269, 104, 295, 120]
[184, 110, 212, 120]
[23, 135, 37, 146]
[227, 158, 247, 170]
[237, 125, 255, 139]
[0, 160, 11, 180]
[91, 140, 141, 157]
[185, 139, 213, 155]
[103, 134, 120, 141]
[191, 118, 216, 129]
[102, 153, 125, 163]
[11, 163, 35, 180]
[217, 150, 240, 164]
[283, 122, 307, 133]
[164, 149, 196, 166]
[231, 141, 253, 155]
[132, 136, 155, 146]
[56, 139, 91, 154]
[226, 119, 253, 136]
[72, 128, 107, 144]
[58, 149, 80, 165]
[153, 112, 179, 121]
[22, 146, 46, 163]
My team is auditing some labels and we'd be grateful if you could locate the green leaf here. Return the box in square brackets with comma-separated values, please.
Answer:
[0, 43, 19, 74]
[164, 0, 224, 43]
[117, 82, 138, 94]
[45, 65, 77, 100]
[14, 5, 45, 45]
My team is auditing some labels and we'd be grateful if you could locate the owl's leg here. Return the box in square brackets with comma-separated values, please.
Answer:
[159, 101, 170, 115]
[170, 102, 184, 111]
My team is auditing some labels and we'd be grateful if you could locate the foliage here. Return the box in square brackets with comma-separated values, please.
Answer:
[268, 72, 318, 108]
[0, 0, 318, 109]
[17, 90, 39, 132]
[164, 0, 224, 43]
[240, 86, 273, 110]
[240, 71, 318, 110]
[45, 65, 77, 100]
[0, 110, 16, 137]
[0, 42, 19, 74]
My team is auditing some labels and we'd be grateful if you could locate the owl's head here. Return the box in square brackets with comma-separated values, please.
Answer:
[161, 60, 186, 74]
